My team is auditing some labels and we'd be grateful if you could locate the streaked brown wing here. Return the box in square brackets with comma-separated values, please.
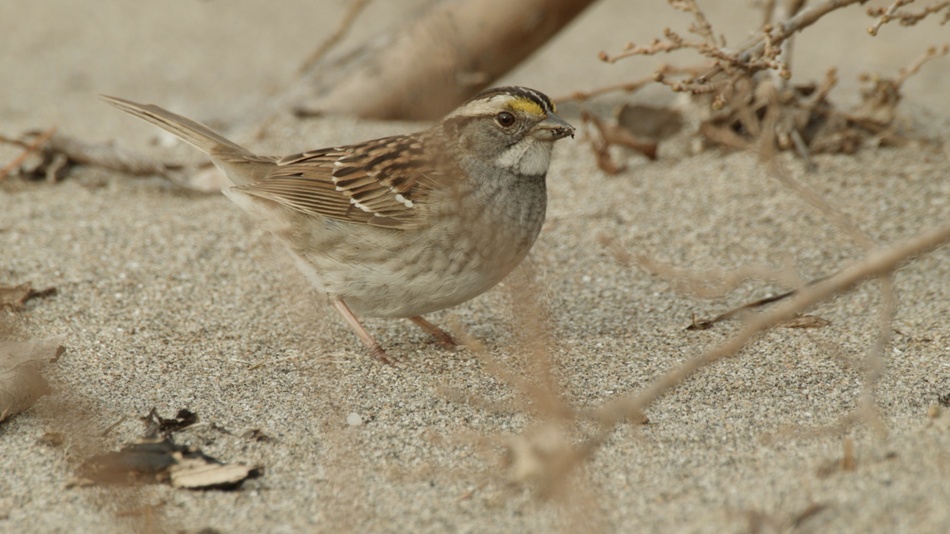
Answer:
[231, 134, 438, 229]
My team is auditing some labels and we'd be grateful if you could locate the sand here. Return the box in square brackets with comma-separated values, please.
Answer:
[2, 1, 949, 532]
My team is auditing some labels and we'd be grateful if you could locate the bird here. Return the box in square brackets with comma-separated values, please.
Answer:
[102, 86, 574, 363]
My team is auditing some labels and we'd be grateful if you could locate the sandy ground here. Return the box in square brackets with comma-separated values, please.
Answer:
[2, 1, 950, 532]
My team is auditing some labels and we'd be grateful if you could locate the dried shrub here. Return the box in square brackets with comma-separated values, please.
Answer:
[566, 0, 949, 169]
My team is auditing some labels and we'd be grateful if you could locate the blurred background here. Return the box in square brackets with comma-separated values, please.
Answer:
[1, 0, 947, 147]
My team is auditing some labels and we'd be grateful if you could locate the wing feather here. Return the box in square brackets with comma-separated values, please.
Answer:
[231, 133, 442, 229]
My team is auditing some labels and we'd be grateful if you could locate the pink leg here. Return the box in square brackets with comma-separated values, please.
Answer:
[409, 316, 457, 350]
[332, 298, 393, 364]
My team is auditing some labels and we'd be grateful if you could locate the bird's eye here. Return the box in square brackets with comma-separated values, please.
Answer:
[496, 111, 516, 127]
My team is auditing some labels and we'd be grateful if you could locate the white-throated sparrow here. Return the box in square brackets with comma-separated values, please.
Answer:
[103, 87, 574, 363]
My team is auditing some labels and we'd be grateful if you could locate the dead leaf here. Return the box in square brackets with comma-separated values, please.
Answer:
[78, 437, 261, 490]
[141, 407, 198, 438]
[0, 282, 57, 310]
[78, 439, 179, 485]
[0, 334, 66, 423]
[170, 458, 261, 489]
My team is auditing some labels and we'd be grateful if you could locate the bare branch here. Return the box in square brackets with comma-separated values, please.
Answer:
[0, 128, 56, 181]
[895, 43, 950, 84]
[599, 0, 869, 81]
[868, 0, 950, 36]
[295, 0, 598, 120]
[0, 130, 223, 191]
[297, 0, 373, 76]
[593, 223, 950, 429]
[553, 77, 656, 105]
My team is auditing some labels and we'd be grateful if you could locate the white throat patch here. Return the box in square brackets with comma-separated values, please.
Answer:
[494, 139, 552, 176]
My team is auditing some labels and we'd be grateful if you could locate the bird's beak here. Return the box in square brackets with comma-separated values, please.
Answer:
[532, 113, 575, 141]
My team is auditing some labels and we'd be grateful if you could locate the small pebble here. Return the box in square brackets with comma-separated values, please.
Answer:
[346, 412, 363, 426]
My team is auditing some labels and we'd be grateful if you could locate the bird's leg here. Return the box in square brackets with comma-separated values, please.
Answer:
[409, 316, 458, 350]
[331, 298, 393, 364]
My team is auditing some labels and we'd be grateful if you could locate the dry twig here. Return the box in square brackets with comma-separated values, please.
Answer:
[895, 43, 950, 84]
[499, 216, 947, 491]
[294, 0, 598, 120]
[867, 0, 950, 35]
[297, 0, 373, 76]
[0, 128, 56, 181]
[593, 222, 950, 433]
[553, 77, 657, 105]
[588, 0, 946, 158]
[0, 130, 225, 191]
[581, 111, 657, 175]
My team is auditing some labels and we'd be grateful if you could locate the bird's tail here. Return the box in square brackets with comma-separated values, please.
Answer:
[101, 95, 272, 185]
